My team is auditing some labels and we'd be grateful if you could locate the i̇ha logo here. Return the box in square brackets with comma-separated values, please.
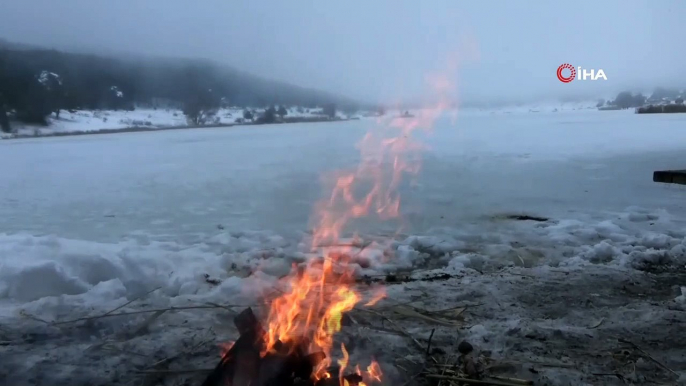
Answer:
[557, 63, 607, 83]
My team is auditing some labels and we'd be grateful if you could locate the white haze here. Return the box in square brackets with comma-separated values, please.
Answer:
[0, 0, 684, 104]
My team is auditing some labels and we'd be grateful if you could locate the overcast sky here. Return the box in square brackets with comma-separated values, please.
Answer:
[1, 0, 684, 104]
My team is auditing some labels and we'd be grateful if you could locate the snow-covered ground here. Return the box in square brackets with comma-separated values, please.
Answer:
[1, 109, 686, 385]
[6, 109, 188, 137]
[2, 106, 356, 138]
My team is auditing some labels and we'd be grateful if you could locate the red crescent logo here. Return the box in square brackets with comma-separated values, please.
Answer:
[557, 63, 576, 83]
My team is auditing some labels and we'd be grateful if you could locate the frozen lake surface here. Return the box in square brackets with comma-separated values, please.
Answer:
[1, 109, 686, 385]
[2, 109, 686, 242]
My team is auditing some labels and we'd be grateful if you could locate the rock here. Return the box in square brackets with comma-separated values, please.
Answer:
[203, 273, 221, 286]
[458, 340, 473, 355]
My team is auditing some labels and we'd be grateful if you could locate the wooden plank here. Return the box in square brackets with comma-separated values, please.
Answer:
[653, 170, 686, 185]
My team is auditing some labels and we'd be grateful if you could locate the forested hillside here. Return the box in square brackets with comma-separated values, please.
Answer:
[0, 41, 362, 131]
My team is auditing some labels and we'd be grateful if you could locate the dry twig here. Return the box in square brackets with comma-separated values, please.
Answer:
[148, 338, 214, 369]
[592, 373, 626, 382]
[100, 345, 150, 358]
[588, 317, 605, 329]
[488, 375, 533, 385]
[101, 286, 162, 318]
[618, 338, 678, 377]
[129, 310, 167, 337]
[19, 310, 52, 325]
[136, 368, 213, 374]
[425, 374, 528, 386]
[437, 354, 454, 386]
[426, 328, 435, 356]
[361, 308, 424, 351]
[53, 304, 254, 325]
[205, 302, 239, 315]
[494, 359, 576, 369]
[400, 366, 426, 386]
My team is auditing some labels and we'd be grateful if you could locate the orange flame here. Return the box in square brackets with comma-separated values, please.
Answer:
[257, 55, 461, 385]
[366, 360, 383, 383]
[363, 287, 386, 307]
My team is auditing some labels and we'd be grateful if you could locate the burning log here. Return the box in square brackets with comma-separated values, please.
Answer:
[201, 308, 368, 386]
[202, 308, 263, 386]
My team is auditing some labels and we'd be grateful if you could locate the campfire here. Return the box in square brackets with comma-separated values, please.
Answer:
[201, 227, 390, 385]
[201, 307, 381, 386]
[201, 247, 387, 386]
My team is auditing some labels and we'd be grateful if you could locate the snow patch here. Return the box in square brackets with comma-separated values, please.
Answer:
[676, 287, 686, 303]
[1, 261, 90, 302]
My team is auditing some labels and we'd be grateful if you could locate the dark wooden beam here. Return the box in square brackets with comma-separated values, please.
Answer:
[653, 170, 686, 185]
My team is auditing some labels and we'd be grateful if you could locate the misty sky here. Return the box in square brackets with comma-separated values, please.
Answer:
[1, 0, 684, 104]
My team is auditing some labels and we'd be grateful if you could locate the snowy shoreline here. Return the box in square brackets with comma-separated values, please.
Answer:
[2, 116, 353, 140]
[1, 255, 684, 386]
[1, 107, 358, 140]
[1, 100, 616, 140]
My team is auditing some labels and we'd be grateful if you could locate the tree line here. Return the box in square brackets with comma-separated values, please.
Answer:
[0, 44, 362, 132]
[597, 87, 685, 110]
